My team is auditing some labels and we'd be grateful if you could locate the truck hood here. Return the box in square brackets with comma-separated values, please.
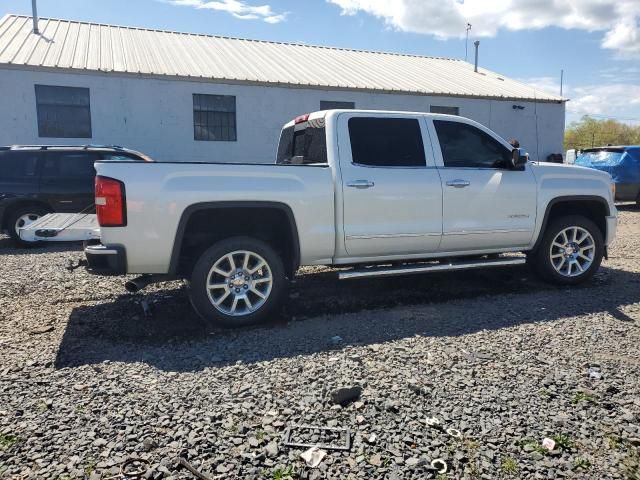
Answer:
[529, 161, 613, 182]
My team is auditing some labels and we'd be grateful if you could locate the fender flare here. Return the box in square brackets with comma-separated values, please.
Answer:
[168, 201, 301, 276]
[531, 195, 611, 252]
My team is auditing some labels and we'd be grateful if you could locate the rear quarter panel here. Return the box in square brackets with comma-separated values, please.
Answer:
[95, 162, 335, 274]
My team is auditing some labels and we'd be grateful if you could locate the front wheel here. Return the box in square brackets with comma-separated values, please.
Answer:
[532, 215, 604, 285]
[188, 237, 287, 328]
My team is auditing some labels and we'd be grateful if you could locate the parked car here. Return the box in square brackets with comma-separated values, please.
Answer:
[574, 146, 640, 204]
[0, 145, 150, 246]
[22, 111, 617, 327]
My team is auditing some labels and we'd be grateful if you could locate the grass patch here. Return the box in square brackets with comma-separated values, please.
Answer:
[0, 434, 18, 450]
[256, 430, 265, 441]
[501, 456, 519, 475]
[572, 391, 597, 404]
[271, 465, 296, 480]
[553, 433, 575, 451]
[606, 434, 621, 450]
[574, 457, 591, 470]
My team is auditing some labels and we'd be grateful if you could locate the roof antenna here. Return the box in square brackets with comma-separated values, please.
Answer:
[465, 23, 472, 61]
[32, 0, 39, 34]
[474, 40, 480, 72]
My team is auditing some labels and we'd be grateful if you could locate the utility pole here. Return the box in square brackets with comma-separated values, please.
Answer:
[560, 69, 564, 97]
[465, 23, 472, 61]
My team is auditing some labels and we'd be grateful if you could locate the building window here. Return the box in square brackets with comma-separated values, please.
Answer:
[35, 85, 92, 138]
[193, 94, 236, 141]
[320, 100, 355, 111]
[348, 117, 426, 167]
[430, 105, 459, 116]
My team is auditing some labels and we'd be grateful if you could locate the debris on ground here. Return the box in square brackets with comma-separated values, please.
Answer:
[330, 386, 362, 406]
[300, 446, 327, 468]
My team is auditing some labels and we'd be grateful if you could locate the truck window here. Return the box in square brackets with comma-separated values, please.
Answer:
[276, 123, 327, 165]
[42, 152, 97, 178]
[434, 120, 511, 169]
[0, 151, 38, 178]
[348, 117, 426, 167]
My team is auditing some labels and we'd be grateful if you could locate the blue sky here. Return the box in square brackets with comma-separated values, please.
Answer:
[2, 0, 639, 125]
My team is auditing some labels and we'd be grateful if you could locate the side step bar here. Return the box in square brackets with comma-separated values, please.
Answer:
[339, 257, 526, 280]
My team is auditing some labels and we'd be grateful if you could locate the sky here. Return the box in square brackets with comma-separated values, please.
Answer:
[2, 0, 640, 125]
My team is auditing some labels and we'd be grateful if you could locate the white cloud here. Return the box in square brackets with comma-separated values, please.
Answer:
[327, 0, 640, 57]
[520, 77, 640, 124]
[167, 0, 287, 23]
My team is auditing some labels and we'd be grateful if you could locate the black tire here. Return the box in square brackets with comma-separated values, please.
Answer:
[532, 215, 604, 285]
[6, 205, 50, 247]
[188, 236, 287, 328]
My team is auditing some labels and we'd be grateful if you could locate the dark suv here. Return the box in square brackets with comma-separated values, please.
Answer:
[0, 145, 151, 246]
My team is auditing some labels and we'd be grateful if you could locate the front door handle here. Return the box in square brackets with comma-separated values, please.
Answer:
[446, 179, 471, 188]
[347, 180, 375, 189]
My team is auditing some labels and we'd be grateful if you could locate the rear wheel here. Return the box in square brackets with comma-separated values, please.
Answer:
[532, 215, 604, 285]
[188, 237, 286, 327]
[7, 205, 50, 247]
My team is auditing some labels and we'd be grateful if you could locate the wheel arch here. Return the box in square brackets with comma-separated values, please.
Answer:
[168, 201, 301, 278]
[532, 195, 610, 252]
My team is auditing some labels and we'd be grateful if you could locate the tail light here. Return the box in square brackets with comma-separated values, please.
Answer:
[95, 176, 126, 227]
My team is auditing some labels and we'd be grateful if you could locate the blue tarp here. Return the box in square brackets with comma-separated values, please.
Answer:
[575, 147, 640, 184]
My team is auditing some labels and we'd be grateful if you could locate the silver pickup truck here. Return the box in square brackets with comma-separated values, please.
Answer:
[23, 110, 618, 327]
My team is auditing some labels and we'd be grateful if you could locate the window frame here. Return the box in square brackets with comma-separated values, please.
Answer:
[192, 93, 237, 142]
[35, 85, 92, 139]
[345, 115, 431, 169]
[430, 118, 514, 171]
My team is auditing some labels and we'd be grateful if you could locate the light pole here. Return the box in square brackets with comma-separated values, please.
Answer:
[465, 23, 472, 61]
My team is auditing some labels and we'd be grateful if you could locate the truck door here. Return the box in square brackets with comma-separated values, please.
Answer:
[337, 113, 443, 257]
[429, 118, 537, 252]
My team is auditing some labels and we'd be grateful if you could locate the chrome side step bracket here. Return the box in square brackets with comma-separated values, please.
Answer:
[339, 257, 526, 280]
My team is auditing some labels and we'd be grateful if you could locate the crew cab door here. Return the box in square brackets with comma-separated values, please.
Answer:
[429, 118, 537, 251]
[337, 113, 443, 257]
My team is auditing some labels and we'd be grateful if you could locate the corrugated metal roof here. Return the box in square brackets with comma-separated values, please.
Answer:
[0, 14, 565, 103]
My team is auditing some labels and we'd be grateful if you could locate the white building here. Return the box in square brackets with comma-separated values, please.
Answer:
[0, 14, 566, 162]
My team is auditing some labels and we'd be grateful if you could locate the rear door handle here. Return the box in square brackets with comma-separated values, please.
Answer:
[446, 179, 470, 188]
[347, 180, 375, 189]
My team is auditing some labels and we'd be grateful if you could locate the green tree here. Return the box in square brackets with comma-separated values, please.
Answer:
[564, 116, 640, 151]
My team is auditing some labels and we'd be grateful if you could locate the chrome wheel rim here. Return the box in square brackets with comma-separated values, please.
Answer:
[550, 226, 595, 277]
[206, 250, 273, 316]
[15, 213, 41, 233]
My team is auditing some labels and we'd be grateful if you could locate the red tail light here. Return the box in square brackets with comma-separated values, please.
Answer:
[294, 113, 310, 124]
[95, 176, 126, 227]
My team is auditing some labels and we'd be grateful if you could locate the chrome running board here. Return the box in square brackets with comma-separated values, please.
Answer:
[339, 257, 526, 280]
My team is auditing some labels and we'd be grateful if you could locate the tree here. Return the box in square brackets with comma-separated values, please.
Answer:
[564, 116, 640, 151]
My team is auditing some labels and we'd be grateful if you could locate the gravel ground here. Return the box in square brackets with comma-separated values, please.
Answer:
[1, 207, 639, 480]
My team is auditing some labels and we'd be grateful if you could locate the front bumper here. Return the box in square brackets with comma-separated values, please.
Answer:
[605, 215, 617, 246]
[85, 244, 127, 275]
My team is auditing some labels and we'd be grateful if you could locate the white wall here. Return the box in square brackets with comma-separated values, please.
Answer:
[0, 68, 565, 162]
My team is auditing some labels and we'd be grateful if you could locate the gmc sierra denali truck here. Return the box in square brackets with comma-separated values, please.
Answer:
[23, 110, 618, 327]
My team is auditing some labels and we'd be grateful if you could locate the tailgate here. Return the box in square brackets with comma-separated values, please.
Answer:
[19, 213, 100, 242]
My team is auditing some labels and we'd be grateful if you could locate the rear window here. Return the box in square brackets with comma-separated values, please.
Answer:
[348, 117, 426, 167]
[576, 150, 625, 166]
[276, 122, 327, 165]
[42, 152, 97, 178]
[0, 151, 38, 178]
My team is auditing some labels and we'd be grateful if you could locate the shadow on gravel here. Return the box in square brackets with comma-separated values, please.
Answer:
[54, 263, 640, 372]
[0, 236, 83, 255]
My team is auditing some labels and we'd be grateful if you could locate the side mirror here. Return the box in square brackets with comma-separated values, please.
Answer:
[511, 148, 527, 169]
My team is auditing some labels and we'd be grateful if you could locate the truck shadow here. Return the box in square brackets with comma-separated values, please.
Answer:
[54, 264, 640, 372]
[0, 236, 83, 255]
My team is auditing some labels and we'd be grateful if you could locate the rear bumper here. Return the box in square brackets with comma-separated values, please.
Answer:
[605, 215, 617, 246]
[85, 244, 127, 275]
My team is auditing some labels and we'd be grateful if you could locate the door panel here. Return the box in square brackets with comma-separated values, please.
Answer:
[39, 152, 97, 212]
[439, 167, 537, 251]
[429, 118, 537, 252]
[337, 114, 443, 257]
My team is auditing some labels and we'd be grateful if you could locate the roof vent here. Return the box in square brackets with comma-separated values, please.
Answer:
[31, 0, 39, 34]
